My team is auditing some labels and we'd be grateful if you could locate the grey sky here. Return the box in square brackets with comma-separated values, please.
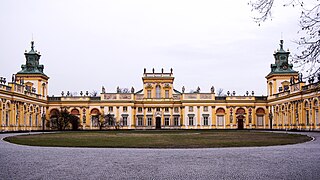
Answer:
[0, 0, 302, 96]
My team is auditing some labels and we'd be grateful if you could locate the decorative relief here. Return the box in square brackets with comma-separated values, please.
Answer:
[185, 94, 197, 99]
[136, 94, 143, 100]
[200, 94, 211, 99]
[145, 83, 152, 89]
[164, 83, 170, 88]
[228, 96, 253, 100]
[173, 94, 181, 100]
[119, 94, 131, 99]
[104, 94, 116, 100]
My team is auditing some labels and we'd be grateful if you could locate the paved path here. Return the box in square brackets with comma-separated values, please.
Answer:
[0, 132, 319, 180]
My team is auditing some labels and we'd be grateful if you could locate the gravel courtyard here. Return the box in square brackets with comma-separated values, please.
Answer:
[0, 131, 319, 180]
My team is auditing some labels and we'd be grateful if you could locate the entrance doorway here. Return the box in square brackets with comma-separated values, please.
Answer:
[238, 119, 244, 130]
[156, 117, 161, 129]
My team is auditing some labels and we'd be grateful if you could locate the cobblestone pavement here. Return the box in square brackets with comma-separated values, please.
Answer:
[0, 132, 319, 180]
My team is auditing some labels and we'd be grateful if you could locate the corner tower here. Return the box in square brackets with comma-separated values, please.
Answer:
[15, 41, 49, 98]
[266, 40, 298, 97]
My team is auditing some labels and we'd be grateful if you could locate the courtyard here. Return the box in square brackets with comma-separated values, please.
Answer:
[0, 131, 319, 179]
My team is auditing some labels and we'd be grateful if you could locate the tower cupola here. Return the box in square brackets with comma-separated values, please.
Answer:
[17, 41, 47, 77]
[265, 40, 298, 97]
[267, 40, 296, 76]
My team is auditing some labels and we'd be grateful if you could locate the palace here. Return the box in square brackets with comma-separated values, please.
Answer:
[1, 40, 320, 131]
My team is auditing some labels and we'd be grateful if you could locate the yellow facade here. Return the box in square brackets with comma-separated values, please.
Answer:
[1, 40, 320, 131]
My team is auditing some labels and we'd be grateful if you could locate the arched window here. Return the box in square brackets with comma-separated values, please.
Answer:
[314, 100, 319, 126]
[256, 108, 265, 126]
[29, 106, 33, 127]
[90, 108, 100, 127]
[24, 105, 27, 126]
[42, 83, 46, 97]
[305, 101, 310, 126]
[49, 109, 60, 128]
[5, 102, 10, 126]
[156, 85, 161, 98]
[216, 108, 225, 127]
[16, 104, 19, 126]
[288, 104, 292, 126]
[71, 109, 80, 116]
[269, 82, 273, 96]
[236, 108, 245, 114]
[281, 105, 285, 126]
[35, 107, 39, 126]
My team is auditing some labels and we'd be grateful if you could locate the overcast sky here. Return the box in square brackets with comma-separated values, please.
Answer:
[0, 0, 302, 96]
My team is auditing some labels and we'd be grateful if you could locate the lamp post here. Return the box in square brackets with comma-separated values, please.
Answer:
[269, 111, 273, 130]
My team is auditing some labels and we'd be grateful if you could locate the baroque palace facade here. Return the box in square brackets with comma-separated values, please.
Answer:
[1, 40, 320, 131]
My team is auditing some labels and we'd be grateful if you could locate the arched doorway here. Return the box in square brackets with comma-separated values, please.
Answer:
[156, 117, 161, 129]
[237, 115, 245, 129]
[236, 108, 246, 130]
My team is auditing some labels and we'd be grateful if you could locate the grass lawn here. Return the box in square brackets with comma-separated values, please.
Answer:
[4, 130, 312, 148]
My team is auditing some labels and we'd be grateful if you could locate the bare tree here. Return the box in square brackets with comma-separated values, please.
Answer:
[49, 109, 79, 130]
[217, 88, 225, 96]
[94, 113, 118, 130]
[96, 113, 107, 130]
[249, 0, 320, 78]
[90, 90, 98, 97]
[118, 88, 130, 93]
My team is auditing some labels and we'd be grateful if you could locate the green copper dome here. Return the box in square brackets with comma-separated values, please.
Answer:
[17, 41, 48, 77]
[267, 40, 297, 77]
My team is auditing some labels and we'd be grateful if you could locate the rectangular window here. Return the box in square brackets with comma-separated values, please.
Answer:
[165, 90, 169, 98]
[138, 107, 142, 113]
[147, 108, 152, 112]
[147, 117, 152, 126]
[203, 116, 208, 126]
[156, 107, 161, 112]
[189, 106, 193, 112]
[147, 90, 151, 98]
[174, 107, 179, 113]
[122, 116, 128, 126]
[257, 115, 264, 126]
[156, 86, 161, 98]
[165, 117, 170, 126]
[174, 116, 179, 126]
[203, 106, 208, 112]
[109, 106, 113, 112]
[123, 107, 127, 112]
[138, 117, 143, 126]
[189, 116, 194, 126]
[217, 115, 224, 126]
[165, 107, 169, 112]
